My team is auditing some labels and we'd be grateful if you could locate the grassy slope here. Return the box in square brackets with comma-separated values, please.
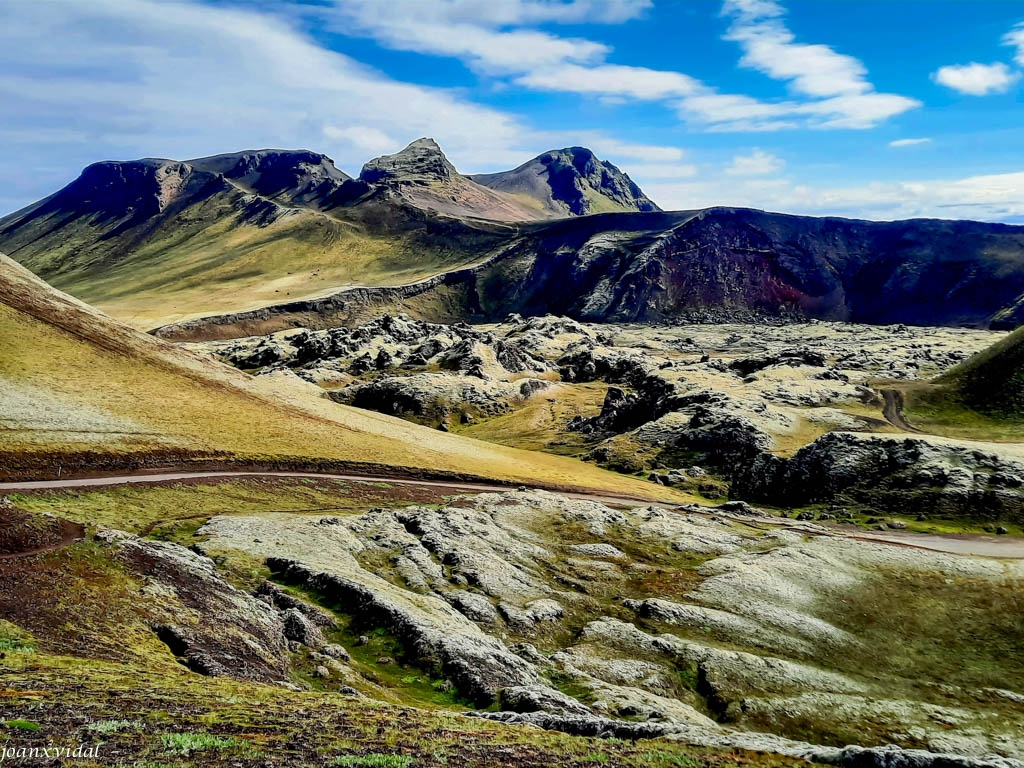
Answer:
[454, 382, 608, 455]
[0, 254, 688, 501]
[938, 323, 1024, 416]
[901, 325, 1024, 440]
[7, 204, 495, 330]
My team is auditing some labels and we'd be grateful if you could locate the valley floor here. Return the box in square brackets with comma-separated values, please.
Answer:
[4, 300, 1024, 767]
[196, 314, 1024, 530]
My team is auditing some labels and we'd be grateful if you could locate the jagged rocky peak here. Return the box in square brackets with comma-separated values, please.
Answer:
[471, 146, 660, 216]
[359, 137, 457, 184]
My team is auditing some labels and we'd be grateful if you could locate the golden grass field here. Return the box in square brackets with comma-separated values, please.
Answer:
[29, 212, 491, 330]
[0, 254, 690, 501]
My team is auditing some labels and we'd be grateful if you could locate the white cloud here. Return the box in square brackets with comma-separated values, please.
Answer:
[517, 63, 700, 99]
[325, 0, 917, 133]
[889, 138, 931, 147]
[321, 0, 644, 75]
[571, 137, 687, 163]
[675, 93, 797, 132]
[322, 125, 398, 155]
[709, 1, 920, 128]
[1004, 23, 1024, 66]
[351, 0, 652, 26]
[725, 149, 784, 176]
[638, 168, 1024, 222]
[0, 0, 546, 206]
[673, 89, 919, 133]
[723, 0, 868, 98]
[933, 62, 1021, 96]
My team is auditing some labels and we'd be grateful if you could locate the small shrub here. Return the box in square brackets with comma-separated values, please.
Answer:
[160, 732, 242, 755]
[86, 719, 142, 734]
[0, 621, 36, 655]
[332, 754, 413, 768]
[0, 638, 35, 654]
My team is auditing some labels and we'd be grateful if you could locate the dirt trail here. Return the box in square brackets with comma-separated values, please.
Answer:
[0, 470, 654, 509]
[880, 388, 923, 433]
[849, 529, 1024, 558]
[4, 471, 1023, 559]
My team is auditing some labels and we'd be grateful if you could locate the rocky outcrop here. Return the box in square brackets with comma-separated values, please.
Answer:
[468, 711, 1024, 768]
[730, 347, 828, 377]
[335, 374, 550, 426]
[499, 685, 594, 717]
[734, 432, 1024, 519]
[267, 558, 541, 707]
[360, 138, 457, 185]
[99, 532, 292, 684]
[200, 313, 551, 382]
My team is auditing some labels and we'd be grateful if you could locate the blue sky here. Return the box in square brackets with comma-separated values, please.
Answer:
[1, 0, 1023, 221]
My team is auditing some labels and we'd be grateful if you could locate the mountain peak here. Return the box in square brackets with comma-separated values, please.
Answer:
[471, 146, 660, 217]
[359, 137, 456, 184]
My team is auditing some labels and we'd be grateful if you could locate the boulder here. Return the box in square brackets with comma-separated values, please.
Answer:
[498, 685, 593, 717]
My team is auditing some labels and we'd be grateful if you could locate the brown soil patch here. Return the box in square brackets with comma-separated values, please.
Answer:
[0, 506, 85, 558]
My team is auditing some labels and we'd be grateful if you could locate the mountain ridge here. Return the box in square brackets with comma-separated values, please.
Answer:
[4, 139, 1024, 336]
[149, 205, 1024, 341]
[356, 137, 548, 222]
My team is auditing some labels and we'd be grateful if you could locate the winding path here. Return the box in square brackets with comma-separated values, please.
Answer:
[880, 388, 923, 433]
[3, 470, 1023, 559]
[0, 470, 657, 509]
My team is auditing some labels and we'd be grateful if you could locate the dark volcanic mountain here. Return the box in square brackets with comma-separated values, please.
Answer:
[4, 138, 1024, 338]
[464, 207, 1024, 328]
[149, 206, 1024, 341]
[471, 147, 660, 217]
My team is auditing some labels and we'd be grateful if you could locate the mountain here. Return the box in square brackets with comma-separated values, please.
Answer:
[0, 251, 676, 500]
[188, 148, 360, 204]
[0, 147, 514, 329]
[5, 140, 1024, 339]
[470, 146, 660, 217]
[0, 140, 662, 330]
[152, 206, 1024, 341]
[357, 137, 543, 222]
